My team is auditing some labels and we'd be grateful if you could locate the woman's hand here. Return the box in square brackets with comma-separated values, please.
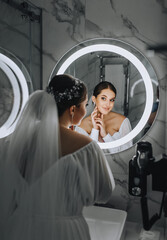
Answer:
[95, 114, 107, 138]
[91, 108, 107, 138]
[91, 107, 99, 130]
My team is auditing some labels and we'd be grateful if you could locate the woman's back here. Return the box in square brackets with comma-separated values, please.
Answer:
[59, 126, 92, 156]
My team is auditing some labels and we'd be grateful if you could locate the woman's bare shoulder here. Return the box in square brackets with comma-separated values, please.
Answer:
[70, 129, 92, 142]
[109, 111, 126, 120]
[60, 127, 92, 156]
[106, 112, 126, 130]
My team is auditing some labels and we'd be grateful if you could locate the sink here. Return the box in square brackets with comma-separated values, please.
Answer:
[83, 206, 127, 240]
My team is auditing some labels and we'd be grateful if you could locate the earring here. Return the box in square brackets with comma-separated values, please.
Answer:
[71, 112, 74, 131]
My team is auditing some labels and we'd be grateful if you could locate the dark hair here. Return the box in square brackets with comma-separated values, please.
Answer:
[46, 74, 87, 116]
[93, 81, 117, 98]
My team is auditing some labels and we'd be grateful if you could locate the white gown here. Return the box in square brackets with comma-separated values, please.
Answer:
[1, 141, 114, 240]
[75, 118, 133, 154]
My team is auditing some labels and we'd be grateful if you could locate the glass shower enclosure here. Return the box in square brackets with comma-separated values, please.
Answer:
[0, 0, 42, 90]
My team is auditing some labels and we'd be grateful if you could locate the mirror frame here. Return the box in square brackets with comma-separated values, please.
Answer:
[50, 38, 155, 150]
[0, 51, 29, 138]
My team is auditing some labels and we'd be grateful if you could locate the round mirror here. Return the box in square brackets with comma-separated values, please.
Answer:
[0, 48, 32, 138]
[50, 38, 159, 152]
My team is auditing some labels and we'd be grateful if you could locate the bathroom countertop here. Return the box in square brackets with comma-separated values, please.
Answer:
[124, 221, 165, 240]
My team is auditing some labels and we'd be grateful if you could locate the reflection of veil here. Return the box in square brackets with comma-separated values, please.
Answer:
[0, 90, 60, 239]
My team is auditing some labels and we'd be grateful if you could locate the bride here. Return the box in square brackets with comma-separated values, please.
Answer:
[76, 81, 133, 153]
[0, 74, 115, 240]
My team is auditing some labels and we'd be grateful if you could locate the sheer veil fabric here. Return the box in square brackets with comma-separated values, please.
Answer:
[0, 91, 60, 238]
[0, 91, 114, 240]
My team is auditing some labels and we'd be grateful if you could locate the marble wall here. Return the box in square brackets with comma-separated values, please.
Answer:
[1, 0, 167, 229]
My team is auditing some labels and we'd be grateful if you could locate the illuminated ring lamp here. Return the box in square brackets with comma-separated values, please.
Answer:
[0, 53, 29, 138]
[0, 61, 20, 129]
[130, 78, 158, 98]
[54, 44, 153, 149]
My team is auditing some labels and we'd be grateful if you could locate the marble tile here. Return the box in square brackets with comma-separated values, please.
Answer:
[33, 0, 86, 86]
[107, 173, 129, 211]
[124, 221, 165, 240]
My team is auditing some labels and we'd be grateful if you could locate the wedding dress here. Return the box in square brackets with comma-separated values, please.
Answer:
[1, 141, 114, 240]
[75, 118, 133, 153]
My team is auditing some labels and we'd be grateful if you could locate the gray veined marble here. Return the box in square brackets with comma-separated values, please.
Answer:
[51, 0, 85, 40]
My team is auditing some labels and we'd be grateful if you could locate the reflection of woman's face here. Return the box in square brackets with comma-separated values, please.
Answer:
[93, 88, 116, 115]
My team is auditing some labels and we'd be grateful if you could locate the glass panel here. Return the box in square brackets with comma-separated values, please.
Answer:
[0, 0, 42, 90]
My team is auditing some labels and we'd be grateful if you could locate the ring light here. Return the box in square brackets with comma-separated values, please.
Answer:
[51, 41, 154, 149]
[0, 61, 20, 129]
[0, 53, 29, 138]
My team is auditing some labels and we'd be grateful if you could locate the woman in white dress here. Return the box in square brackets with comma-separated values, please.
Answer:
[76, 81, 133, 153]
[0, 74, 115, 240]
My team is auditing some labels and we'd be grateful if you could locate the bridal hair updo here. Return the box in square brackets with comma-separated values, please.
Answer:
[93, 81, 117, 97]
[46, 74, 87, 116]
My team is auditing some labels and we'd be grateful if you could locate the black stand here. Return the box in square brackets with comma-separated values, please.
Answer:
[141, 192, 166, 230]
[128, 141, 167, 231]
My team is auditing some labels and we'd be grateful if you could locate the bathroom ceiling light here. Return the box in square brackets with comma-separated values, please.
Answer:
[0, 53, 29, 138]
[54, 43, 154, 149]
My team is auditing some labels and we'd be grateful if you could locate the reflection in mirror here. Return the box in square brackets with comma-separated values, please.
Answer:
[50, 38, 159, 153]
[0, 67, 13, 127]
[0, 48, 32, 138]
